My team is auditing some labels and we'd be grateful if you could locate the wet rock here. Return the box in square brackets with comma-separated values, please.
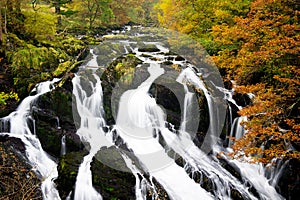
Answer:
[91, 149, 136, 199]
[33, 77, 83, 158]
[174, 55, 185, 61]
[230, 188, 244, 200]
[138, 46, 160, 53]
[148, 177, 170, 200]
[276, 158, 300, 200]
[149, 83, 182, 129]
[0, 134, 26, 154]
[55, 151, 88, 199]
[97, 54, 144, 125]
[232, 92, 251, 107]
[162, 60, 173, 65]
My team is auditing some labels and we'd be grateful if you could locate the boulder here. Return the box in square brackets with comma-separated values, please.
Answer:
[33, 77, 83, 158]
[55, 151, 87, 199]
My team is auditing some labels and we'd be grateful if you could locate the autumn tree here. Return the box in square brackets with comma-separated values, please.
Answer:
[212, 0, 300, 163]
[83, 0, 112, 31]
[156, 0, 251, 54]
[109, 0, 145, 25]
[50, 0, 72, 25]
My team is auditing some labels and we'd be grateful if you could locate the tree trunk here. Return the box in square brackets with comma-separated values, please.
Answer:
[4, 4, 7, 34]
[54, 0, 61, 25]
[16, 0, 21, 14]
[0, 5, 2, 45]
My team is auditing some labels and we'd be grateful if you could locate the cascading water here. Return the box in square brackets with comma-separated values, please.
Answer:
[228, 116, 247, 147]
[0, 26, 287, 200]
[72, 74, 106, 200]
[114, 63, 214, 199]
[0, 78, 61, 200]
[61, 135, 66, 156]
[72, 29, 283, 199]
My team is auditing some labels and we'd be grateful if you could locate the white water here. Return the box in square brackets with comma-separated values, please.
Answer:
[0, 26, 286, 200]
[228, 116, 247, 147]
[70, 36, 282, 199]
[72, 74, 108, 200]
[0, 78, 61, 200]
[115, 63, 213, 199]
[61, 135, 66, 156]
[177, 67, 220, 152]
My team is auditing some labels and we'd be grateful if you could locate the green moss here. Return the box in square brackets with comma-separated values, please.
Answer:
[23, 10, 56, 42]
[53, 61, 72, 77]
[126, 53, 136, 57]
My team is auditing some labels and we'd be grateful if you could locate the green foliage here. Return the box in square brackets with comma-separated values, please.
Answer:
[23, 10, 57, 41]
[7, 34, 85, 97]
[0, 92, 19, 106]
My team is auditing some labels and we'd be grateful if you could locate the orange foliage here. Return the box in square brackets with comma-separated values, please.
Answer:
[213, 0, 299, 163]
[157, 0, 299, 163]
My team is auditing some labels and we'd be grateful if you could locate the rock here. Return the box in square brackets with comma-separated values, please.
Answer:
[0, 135, 26, 156]
[138, 46, 160, 53]
[0, 137, 42, 199]
[96, 54, 143, 125]
[232, 92, 251, 107]
[33, 76, 83, 158]
[91, 149, 136, 199]
[55, 151, 88, 199]
[276, 158, 300, 199]
[162, 60, 173, 65]
[149, 83, 182, 129]
[174, 55, 185, 61]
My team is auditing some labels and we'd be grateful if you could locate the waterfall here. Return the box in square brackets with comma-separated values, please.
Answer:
[56, 116, 61, 130]
[69, 30, 283, 199]
[228, 116, 247, 147]
[115, 63, 214, 199]
[61, 135, 66, 156]
[0, 78, 61, 200]
[177, 67, 221, 152]
[1, 26, 287, 200]
[72, 74, 106, 200]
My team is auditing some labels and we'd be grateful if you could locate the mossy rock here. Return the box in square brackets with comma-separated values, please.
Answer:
[91, 148, 136, 199]
[96, 54, 143, 125]
[138, 46, 160, 53]
[34, 81, 83, 157]
[35, 120, 62, 157]
[55, 151, 88, 199]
